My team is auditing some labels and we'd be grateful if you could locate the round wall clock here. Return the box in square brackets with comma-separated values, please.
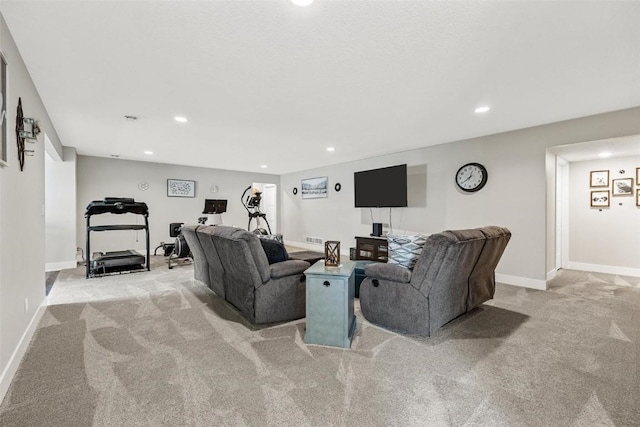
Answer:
[455, 163, 488, 193]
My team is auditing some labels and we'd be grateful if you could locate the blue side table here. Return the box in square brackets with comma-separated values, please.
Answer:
[304, 260, 356, 348]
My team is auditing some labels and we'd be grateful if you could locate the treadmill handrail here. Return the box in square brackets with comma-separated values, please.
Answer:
[88, 225, 147, 232]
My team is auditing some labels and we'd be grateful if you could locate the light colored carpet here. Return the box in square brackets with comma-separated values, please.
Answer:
[1, 258, 639, 426]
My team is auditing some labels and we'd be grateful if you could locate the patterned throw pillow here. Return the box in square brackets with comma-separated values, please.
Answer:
[257, 233, 284, 243]
[387, 234, 427, 269]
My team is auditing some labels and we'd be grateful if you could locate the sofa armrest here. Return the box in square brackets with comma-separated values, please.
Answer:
[270, 260, 311, 279]
[364, 263, 412, 283]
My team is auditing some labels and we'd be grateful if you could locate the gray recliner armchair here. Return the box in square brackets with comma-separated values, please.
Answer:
[359, 226, 511, 336]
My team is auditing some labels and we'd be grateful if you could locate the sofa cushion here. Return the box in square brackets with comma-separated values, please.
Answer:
[387, 234, 427, 269]
[260, 239, 289, 264]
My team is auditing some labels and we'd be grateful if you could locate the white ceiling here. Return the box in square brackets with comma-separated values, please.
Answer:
[2, 0, 640, 174]
[551, 134, 640, 163]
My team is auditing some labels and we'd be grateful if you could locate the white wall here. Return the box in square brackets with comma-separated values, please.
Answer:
[76, 156, 280, 255]
[45, 147, 77, 271]
[568, 155, 640, 276]
[545, 149, 557, 279]
[0, 14, 64, 399]
[282, 107, 640, 289]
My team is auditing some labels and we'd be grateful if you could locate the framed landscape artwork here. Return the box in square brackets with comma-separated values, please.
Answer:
[167, 179, 196, 198]
[301, 176, 328, 199]
[590, 190, 610, 207]
[612, 178, 633, 196]
[589, 170, 609, 187]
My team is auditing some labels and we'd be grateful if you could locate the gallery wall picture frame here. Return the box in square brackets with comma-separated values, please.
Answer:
[167, 179, 196, 198]
[589, 170, 609, 187]
[301, 176, 328, 199]
[0, 51, 7, 167]
[590, 190, 610, 207]
[637, 189, 640, 207]
[612, 178, 633, 196]
[636, 168, 639, 186]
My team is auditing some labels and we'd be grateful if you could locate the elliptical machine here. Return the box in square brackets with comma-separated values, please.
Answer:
[241, 186, 272, 235]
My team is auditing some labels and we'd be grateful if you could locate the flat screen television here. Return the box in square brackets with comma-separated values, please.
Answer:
[203, 199, 228, 214]
[354, 164, 408, 207]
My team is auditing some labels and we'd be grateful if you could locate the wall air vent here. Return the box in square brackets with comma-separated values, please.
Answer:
[304, 236, 323, 245]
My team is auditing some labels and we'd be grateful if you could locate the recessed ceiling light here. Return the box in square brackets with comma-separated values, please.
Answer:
[474, 106, 491, 113]
[144, 150, 154, 155]
[174, 116, 188, 123]
[291, 0, 313, 6]
[326, 147, 335, 152]
[261, 165, 267, 168]
[599, 151, 612, 158]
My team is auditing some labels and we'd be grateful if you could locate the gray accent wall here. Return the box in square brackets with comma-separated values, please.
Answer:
[76, 156, 280, 255]
[0, 13, 64, 396]
[281, 107, 640, 287]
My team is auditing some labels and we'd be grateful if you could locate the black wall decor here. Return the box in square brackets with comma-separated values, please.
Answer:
[15, 97, 25, 171]
[293, 187, 298, 195]
[334, 182, 342, 192]
[15, 97, 39, 171]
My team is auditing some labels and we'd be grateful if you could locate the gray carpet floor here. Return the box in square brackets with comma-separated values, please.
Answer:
[1, 257, 639, 426]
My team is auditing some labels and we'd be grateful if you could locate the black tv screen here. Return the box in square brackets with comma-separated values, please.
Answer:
[354, 164, 408, 207]
[203, 199, 228, 214]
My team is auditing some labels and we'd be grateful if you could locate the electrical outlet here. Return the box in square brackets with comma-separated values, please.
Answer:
[24, 298, 29, 313]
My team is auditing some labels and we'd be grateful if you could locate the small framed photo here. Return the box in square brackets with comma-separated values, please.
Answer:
[612, 178, 633, 196]
[637, 189, 640, 207]
[636, 168, 639, 186]
[167, 179, 196, 198]
[590, 190, 610, 207]
[589, 170, 609, 187]
[301, 176, 328, 199]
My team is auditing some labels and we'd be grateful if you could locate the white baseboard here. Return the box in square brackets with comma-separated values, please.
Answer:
[546, 269, 557, 281]
[0, 300, 47, 403]
[567, 262, 640, 278]
[45, 260, 77, 272]
[495, 273, 547, 290]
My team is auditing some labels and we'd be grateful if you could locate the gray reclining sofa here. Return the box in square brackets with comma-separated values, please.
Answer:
[359, 226, 511, 336]
[181, 225, 310, 323]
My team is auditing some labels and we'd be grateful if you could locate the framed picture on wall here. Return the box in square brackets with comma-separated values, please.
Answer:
[589, 170, 609, 187]
[637, 189, 640, 207]
[612, 178, 633, 196]
[0, 51, 7, 167]
[590, 190, 610, 207]
[301, 176, 328, 199]
[636, 168, 639, 186]
[167, 179, 196, 197]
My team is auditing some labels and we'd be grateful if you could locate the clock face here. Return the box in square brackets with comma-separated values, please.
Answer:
[455, 163, 488, 192]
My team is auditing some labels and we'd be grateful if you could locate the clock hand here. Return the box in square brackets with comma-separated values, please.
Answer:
[461, 172, 474, 184]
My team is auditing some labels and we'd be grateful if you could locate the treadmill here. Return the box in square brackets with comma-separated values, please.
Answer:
[85, 197, 150, 278]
